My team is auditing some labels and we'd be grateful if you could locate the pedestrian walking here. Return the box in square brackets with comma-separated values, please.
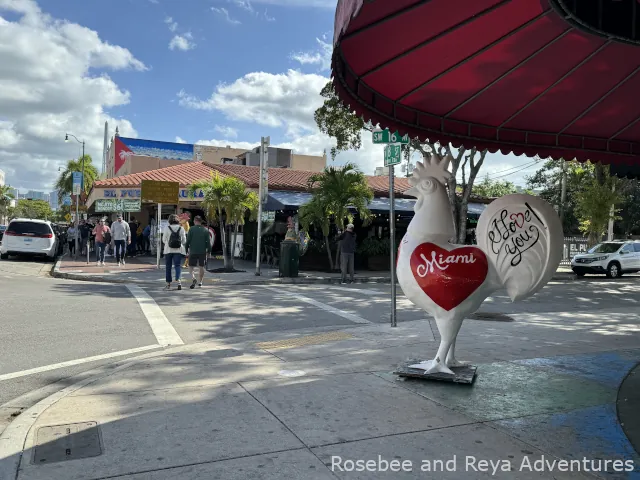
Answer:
[338, 223, 357, 284]
[163, 214, 186, 290]
[179, 213, 191, 268]
[67, 225, 77, 256]
[111, 214, 131, 266]
[79, 220, 90, 256]
[92, 218, 111, 266]
[185, 216, 209, 289]
[142, 224, 151, 254]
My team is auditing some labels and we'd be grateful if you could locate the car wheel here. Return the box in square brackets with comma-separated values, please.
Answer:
[0, 253, 8, 260]
[606, 262, 622, 278]
[575, 272, 585, 277]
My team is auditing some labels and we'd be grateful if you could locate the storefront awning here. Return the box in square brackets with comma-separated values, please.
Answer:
[332, 0, 640, 174]
[265, 190, 486, 215]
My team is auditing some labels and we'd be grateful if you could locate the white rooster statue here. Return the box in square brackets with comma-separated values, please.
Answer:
[396, 152, 563, 375]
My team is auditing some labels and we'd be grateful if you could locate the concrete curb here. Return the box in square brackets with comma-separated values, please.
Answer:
[49, 265, 578, 286]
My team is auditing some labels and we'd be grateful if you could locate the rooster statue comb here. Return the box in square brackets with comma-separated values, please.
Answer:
[396, 152, 563, 376]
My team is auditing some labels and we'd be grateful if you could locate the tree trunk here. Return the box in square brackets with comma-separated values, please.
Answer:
[457, 148, 487, 244]
[324, 235, 334, 271]
[231, 222, 239, 270]
[218, 207, 230, 270]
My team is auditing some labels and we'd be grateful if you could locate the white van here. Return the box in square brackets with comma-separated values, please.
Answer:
[0, 218, 59, 260]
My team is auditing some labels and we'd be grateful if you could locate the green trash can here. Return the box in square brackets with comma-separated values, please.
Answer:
[279, 240, 300, 277]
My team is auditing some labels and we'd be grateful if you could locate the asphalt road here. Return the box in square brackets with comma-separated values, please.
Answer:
[1, 255, 638, 434]
[0, 258, 162, 414]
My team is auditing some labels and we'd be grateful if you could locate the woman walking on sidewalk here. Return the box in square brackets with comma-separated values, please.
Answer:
[163, 214, 186, 290]
[92, 218, 111, 266]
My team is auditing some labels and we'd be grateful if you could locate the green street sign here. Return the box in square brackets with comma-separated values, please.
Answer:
[384, 144, 402, 167]
[372, 129, 410, 145]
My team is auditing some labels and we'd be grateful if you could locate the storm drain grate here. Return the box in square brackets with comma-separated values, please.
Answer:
[256, 331, 353, 350]
[469, 312, 514, 322]
[33, 422, 102, 464]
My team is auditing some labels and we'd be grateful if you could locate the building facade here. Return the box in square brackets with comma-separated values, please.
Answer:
[26, 191, 49, 202]
[0, 169, 4, 187]
[105, 133, 327, 179]
[49, 191, 59, 211]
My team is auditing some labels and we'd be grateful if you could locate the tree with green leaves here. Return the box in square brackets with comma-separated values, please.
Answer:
[307, 163, 374, 268]
[617, 180, 640, 236]
[0, 185, 15, 224]
[54, 155, 99, 201]
[472, 174, 518, 198]
[12, 199, 53, 221]
[314, 81, 488, 244]
[298, 197, 333, 269]
[224, 179, 259, 270]
[574, 164, 624, 246]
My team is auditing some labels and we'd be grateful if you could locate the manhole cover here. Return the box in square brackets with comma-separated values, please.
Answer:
[33, 422, 102, 464]
[469, 312, 514, 322]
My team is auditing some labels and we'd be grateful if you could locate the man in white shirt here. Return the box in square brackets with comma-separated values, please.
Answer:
[111, 214, 131, 266]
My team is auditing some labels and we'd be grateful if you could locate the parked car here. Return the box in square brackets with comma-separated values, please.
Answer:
[571, 240, 640, 278]
[0, 218, 60, 260]
[0, 225, 6, 243]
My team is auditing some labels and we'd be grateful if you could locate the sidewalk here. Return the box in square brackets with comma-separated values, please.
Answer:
[1, 312, 638, 479]
[52, 255, 578, 285]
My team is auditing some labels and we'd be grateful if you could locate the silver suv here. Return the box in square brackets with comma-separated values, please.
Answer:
[571, 240, 640, 278]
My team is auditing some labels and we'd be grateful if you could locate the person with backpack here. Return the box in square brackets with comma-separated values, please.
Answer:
[92, 218, 111, 266]
[162, 214, 187, 290]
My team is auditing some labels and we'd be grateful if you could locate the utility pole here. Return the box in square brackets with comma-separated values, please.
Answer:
[66, 134, 85, 259]
[255, 136, 270, 275]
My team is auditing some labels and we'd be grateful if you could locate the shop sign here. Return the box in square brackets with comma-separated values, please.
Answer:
[95, 199, 141, 212]
[103, 189, 141, 198]
[141, 180, 179, 204]
[179, 189, 204, 199]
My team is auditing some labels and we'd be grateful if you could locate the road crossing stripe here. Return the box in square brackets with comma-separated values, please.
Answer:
[126, 285, 184, 346]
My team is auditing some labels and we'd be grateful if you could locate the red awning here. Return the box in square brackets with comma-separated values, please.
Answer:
[332, 0, 640, 171]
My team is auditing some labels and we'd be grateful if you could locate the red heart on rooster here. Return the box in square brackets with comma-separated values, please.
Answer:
[510, 212, 524, 228]
[410, 243, 488, 311]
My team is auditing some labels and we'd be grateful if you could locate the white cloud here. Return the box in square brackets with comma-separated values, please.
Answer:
[211, 7, 241, 25]
[178, 69, 327, 136]
[263, 9, 276, 21]
[0, 0, 143, 191]
[236, 0, 335, 7]
[214, 125, 239, 138]
[175, 136, 188, 144]
[291, 35, 332, 71]
[178, 64, 537, 184]
[231, 0, 254, 13]
[169, 33, 196, 51]
[164, 16, 178, 32]
[196, 138, 257, 150]
[227, 0, 276, 21]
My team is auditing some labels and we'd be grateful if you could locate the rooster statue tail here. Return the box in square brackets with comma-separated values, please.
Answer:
[396, 153, 564, 376]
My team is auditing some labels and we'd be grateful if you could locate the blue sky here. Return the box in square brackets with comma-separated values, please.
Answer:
[0, 0, 539, 193]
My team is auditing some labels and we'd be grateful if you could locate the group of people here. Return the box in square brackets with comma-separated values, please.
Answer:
[163, 214, 210, 290]
[66, 216, 153, 265]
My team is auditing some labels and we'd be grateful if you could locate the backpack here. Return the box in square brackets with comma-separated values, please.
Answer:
[103, 229, 111, 244]
[168, 226, 182, 249]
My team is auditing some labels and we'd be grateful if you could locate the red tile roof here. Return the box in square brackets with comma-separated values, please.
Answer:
[92, 161, 490, 202]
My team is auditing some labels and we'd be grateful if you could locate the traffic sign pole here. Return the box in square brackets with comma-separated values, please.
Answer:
[389, 163, 397, 328]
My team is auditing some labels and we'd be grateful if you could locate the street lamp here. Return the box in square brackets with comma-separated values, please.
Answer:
[65, 133, 85, 260]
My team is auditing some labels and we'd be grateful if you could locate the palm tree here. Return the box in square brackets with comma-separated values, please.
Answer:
[0, 185, 15, 224]
[189, 172, 233, 270]
[223, 179, 259, 269]
[299, 197, 333, 269]
[307, 163, 374, 268]
[54, 155, 99, 201]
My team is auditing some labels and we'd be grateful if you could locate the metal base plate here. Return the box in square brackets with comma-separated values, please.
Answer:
[33, 422, 102, 464]
[394, 359, 477, 384]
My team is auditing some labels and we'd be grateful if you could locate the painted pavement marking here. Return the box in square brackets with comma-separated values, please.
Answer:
[126, 284, 184, 346]
[263, 286, 372, 324]
[0, 345, 161, 382]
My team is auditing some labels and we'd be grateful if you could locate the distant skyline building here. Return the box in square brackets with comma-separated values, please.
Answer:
[25, 190, 49, 202]
[0, 169, 5, 187]
[49, 191, 59, 211]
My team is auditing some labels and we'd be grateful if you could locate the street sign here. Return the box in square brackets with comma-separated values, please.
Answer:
[62, 196, 72, 206]
[384, 144, 402, 167]
[261, 211, 275, 222]
[95, 199, 141, 212]
[72, 172, 82, 190]
[373, 129, 410, 145]
[73, 184, 81, 195]
[65, 214, 71, 222]
[141, 180, 179, 204]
